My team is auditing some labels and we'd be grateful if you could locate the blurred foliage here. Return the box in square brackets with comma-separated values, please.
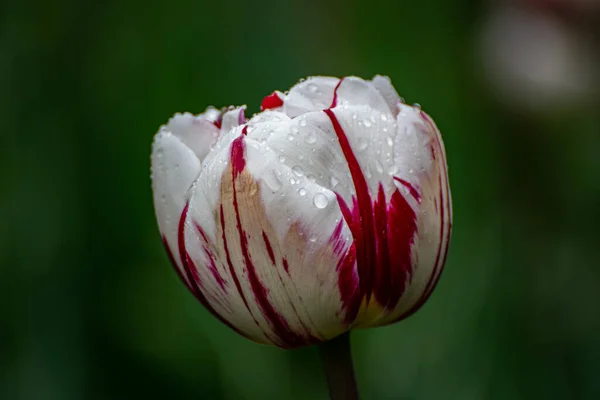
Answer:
[1, 0, 600, 399]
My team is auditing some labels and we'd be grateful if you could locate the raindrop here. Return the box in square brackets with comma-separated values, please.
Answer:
[313, 193, 328, 209]
[399, 97, 406, 104]
[375, 160, 384, 173]
[309, 237, 317, 243]
[299, 119, 307, 127]
[306, 174, 316, 182]
[279, 155, 286, 163]
[305, 132, 317, 144]
[412, 103, 421, 111]
[287, 134, 294, 141]
[380, 114, 388, 121]
[364, 119, 372, 128]
[387, 165, 398, 175]
[291, 125, 299, 134]
[387, 136, 394, 147]
[298, 188, 307, 196]
[330, 176, 339, 187]
[263, 171, 282, 192]
[290, 177, 297, 184]
[292, 165, 304, 176]
[357, 138, 368, 152]
[307, 83, 318, 93]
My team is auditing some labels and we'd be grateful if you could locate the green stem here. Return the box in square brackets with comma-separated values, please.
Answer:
[318, 332, 359, 400]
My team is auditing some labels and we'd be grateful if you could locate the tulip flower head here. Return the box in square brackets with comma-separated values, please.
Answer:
[151, 76, 452, 349]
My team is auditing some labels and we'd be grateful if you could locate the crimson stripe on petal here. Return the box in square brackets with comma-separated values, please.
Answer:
[384, 188, 417, 305]
[220, 204, 254, 316]
[193, 221, 227, 291]
[336, 243, 360, 323]
[393, 177, 421, 203]
[262, 231, 276, 265]
[176, 203, 243, 335]
[330, 78, 343, 108]
[325, 109, 377, 305]
[373, 185, 391, 306]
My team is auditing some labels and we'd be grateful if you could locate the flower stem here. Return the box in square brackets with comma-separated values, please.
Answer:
[318, 332, 359, 400]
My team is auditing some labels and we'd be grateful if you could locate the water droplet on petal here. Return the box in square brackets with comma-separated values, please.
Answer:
[305, 132, 317, 144]
[299, 119, 307, 127]
[279, 155, 286, 163]
[298, 188, 307, 196]
[387, 164, 398, 175]
[330, 176, 339, 188]
[413, 103, 421, 111]
[291, 125, 299, 134]
[356, 138, 368, 152]
[306, 174, 316, 183]
[287, 134, 294, 141]
[380, 114, 388, 121]
[263, 171, 283, 192]
[307, 83, 318, 93]
[313, 193, 328, 209]
[290, 177, 296, 184]
[387, 136, 394, 147]
[292, 165, 304, 176]
[375, 160, 384, 173]
[364, 119, 372, 128]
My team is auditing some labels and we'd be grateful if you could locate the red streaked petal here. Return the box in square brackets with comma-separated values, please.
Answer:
[260, 91, 284, 111]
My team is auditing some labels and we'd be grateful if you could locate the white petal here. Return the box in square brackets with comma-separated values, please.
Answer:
[283, 76, 340, 117]
[371, 75, 403, 116]
[151, 130, 201, 283]
[221, 106, 246, 134]
[333, 76, 392, 116]
[373, 106, 452, 325]
[244, 140, 356, 340]
[164, 111, 220, 163]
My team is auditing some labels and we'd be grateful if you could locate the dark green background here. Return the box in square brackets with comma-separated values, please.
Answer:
[2, 0, 599, 399]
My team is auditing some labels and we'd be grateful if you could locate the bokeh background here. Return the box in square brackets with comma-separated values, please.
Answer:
[2, 0, 600, 398]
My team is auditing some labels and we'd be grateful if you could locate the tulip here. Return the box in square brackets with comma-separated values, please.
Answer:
[151, 75, 452, 399]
